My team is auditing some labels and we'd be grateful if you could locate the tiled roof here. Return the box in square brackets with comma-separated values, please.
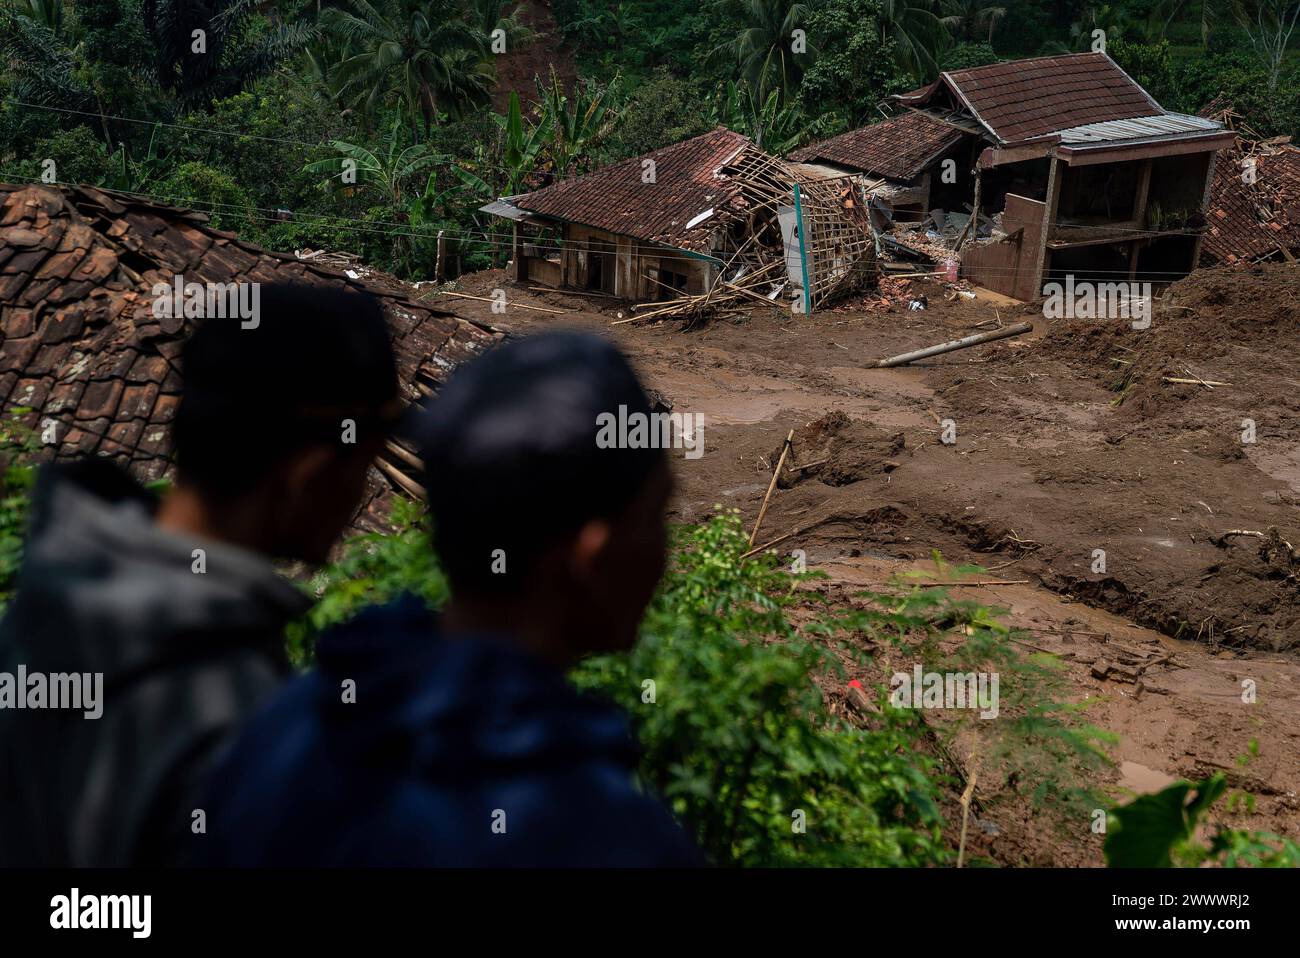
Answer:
[898, 53, 1163, 144]
[1201, 144, 1300, 264]
[0, 184, 499, 487]
[510, 127, 752, 252]
[787, 112, 964, 182]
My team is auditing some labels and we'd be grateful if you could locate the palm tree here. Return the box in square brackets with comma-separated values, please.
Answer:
[713, 0, 816, 104]
[878, 0, 950, 82]
[323, 0, 492, 139]
[1155, 0, 1221, 47]
[11, 0, 64, 34]
[942, 0, 1007, 43]
[465, 0, 537, 52]
[141, 0, 316, 108]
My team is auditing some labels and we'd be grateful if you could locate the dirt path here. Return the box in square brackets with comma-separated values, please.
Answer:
[437, 265, 1300, 864]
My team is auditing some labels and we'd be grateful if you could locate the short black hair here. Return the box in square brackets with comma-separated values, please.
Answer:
[417, 331, 663, 597]
[172, 282, 398, 497]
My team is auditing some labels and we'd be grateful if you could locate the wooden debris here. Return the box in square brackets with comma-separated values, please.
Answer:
[428, 289, 568, 314]
[749, 430, 794, 547]
[873, 322, 1034, 368]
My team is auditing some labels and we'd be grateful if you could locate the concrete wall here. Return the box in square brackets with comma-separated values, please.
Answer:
[961, 193, 1046, 299]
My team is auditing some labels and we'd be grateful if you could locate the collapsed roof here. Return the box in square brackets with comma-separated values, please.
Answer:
[500, 127, 752, 255]
[1196, 107, 1300, 265]
[896, 52, 1228, 159]
[788, 111, 964, 182]
[0, 184, 499, 505]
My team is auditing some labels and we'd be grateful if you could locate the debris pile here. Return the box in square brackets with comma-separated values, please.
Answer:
[773, 411, 905, 489]
[1198, 104, 1300, 265]
[631, 147, 876, 324]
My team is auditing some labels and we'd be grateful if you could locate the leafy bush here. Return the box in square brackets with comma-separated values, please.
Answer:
[1106, 771, 1300, 868]
[572, 511, 948, 867]
[284, 497, 447, 664]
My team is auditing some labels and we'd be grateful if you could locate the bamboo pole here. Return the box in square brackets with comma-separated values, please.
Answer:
[426, 290, 568, 314]
[750, 430, 794, 547]
[873, 322, 1033, 368]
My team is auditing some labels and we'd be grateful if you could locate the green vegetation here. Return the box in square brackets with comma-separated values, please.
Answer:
[1, 0, 1298, 869]
[3, 0, 1294, 282]
[1106, 767, 1300, 867]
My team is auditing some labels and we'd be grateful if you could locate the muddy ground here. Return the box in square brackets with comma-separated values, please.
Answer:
[433, 264, 1300, 866]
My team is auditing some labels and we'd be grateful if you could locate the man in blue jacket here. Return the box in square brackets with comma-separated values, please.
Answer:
[201, 331, 702, 867]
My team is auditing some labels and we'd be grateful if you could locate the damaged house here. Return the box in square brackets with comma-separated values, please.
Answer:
[483, 127, 875, 317]
[1197, 103, 1300, 266]
[787, 110, 967, 225]
[888, 52, 1235, 299]
[0, 184, 500, 526]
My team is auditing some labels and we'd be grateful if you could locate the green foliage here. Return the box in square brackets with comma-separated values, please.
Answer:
[0, 410, 38, 613]
[1110, 37, 1177, 104]
[797, 0, 911, 129]
[153, 160, 257, 233]
[12, 124, 110, 185]
[940, 40, 1001, 70]
[142, 0, 316, 109]
[284, 497, 447, 665]
[572, 511, 947, 866]
[820, 564, 1116, 818]
[322, 0, 493, 138]
[598, 69, 715, 160]
[1106, 770, 1300, 867]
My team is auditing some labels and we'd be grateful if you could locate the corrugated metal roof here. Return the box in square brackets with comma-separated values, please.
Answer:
[478, 198, 535, 221]
[1058, 112, 1222, 144]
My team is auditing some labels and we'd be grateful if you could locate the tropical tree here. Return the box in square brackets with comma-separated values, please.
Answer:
[712, 0, 816, 104]
[10, 0, 64, 34]
[1156, 0, 1222, 47]
[322, 0, 492, 139]
[1232, 0, 1300, 90]
[303, 114, 446, 205]
[942, 0, 1007, 42]
[712, 78, 812, 152]
[533, 69, 621, 179]
[141, 0, 316, 109]
[466, 0, 537, 51]
[877, 0, 950, 82]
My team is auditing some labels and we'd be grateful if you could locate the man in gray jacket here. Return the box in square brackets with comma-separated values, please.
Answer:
[0, 283, 400, 866]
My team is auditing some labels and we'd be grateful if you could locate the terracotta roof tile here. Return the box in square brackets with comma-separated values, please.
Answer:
[899, 52, 1162, 143]
[787, 112, 964, 181]
[1201, 143, 1300, 264]
[0, 184, 503, 492]
[511, 127, 752, 252]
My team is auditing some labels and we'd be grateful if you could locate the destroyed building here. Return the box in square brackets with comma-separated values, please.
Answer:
[1197, 103, 1300, 266]
[0, 184, 500, 523]
[788, 111, 966, 224]
[482, 127, 875, 317]
[883, 52, 1235, 299]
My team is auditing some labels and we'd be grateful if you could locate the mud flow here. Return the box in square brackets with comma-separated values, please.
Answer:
[445, 263, 1300, 865]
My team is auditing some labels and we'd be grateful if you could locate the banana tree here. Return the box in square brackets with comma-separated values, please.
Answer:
[302, 115, 446, 205]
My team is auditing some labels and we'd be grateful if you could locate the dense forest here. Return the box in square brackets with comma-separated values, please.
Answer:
[1, 0, 1297, 276]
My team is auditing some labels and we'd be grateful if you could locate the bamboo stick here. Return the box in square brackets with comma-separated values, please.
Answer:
[750, 430, 794, 547]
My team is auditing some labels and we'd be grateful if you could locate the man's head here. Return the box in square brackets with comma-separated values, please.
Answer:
[418, 331, 671, 662]
[169, 282, 399, 562]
